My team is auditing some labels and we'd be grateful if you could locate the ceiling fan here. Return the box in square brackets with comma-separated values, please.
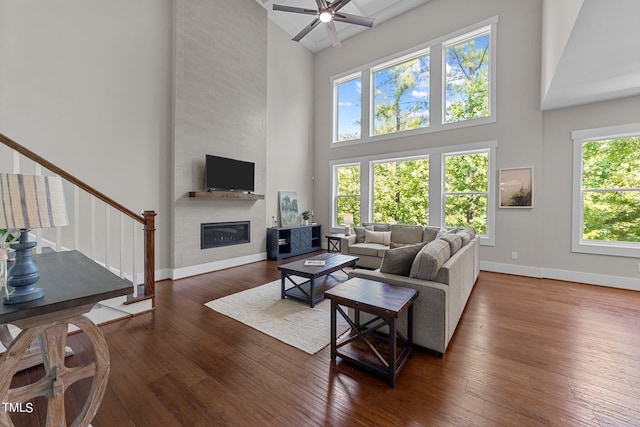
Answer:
[273, 0, 374, 47]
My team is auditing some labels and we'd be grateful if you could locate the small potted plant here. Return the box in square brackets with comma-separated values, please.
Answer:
[301, 211, 311, 226]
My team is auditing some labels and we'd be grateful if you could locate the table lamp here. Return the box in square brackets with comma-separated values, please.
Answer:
[342, 213, 354, 236]
[0, 173, 69, 304]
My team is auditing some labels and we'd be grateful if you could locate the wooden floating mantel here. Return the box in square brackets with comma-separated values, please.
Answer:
[188, 191, 265, 200]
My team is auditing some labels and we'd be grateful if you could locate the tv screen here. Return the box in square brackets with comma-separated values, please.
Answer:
[205, 155, 255, 193]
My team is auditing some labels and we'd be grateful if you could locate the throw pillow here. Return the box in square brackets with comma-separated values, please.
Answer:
[380, 242, 428, 276]
[423, 226, 440, 243]
[353, 225, 374, 243]
[365, 230, 391, 245]
[410, 239, 451, 280]
[456, 230, 471, 246]
[463, 226, 476, 239]
[390, 224, 424, 245]
[363, 222, 391, 232]
[436, 227, 458, 239]
[439, 233, 463, 255]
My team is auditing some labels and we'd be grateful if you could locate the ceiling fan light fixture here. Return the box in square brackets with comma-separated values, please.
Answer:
[319, 10, 332, 23]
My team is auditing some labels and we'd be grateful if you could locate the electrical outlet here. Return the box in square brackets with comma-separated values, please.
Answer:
[511, 252, 518, 260]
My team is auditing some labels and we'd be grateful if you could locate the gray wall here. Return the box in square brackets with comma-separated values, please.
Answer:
[0, 0, 173, 276]
[312, 0, 639, 288]
[173, 0, 267, 273]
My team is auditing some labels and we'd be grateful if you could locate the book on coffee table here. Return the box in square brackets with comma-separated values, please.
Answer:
[304, 260, 325, 267]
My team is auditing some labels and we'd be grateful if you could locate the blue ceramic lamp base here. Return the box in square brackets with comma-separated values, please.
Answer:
[3, 231, 44, 305]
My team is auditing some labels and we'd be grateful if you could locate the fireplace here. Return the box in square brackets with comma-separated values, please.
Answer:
[201, 221, 250, 249]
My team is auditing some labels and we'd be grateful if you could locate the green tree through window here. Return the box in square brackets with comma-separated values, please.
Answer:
[335, 164, 360, 226]
[372, 158, 429, 224]
[444, 31, 490, 123]
[373, 52, 429, 136]
[582, 137, 640, 242]
[444, 152, 489, 233]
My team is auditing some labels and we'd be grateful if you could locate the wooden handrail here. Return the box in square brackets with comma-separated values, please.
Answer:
[0, 131, 155, 304]
[0, 132, 143, 224]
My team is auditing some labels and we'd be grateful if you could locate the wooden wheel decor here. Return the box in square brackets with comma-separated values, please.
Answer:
[0, 316, 109, 427]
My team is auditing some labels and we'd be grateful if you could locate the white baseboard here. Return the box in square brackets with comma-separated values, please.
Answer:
[480, 261, 640, 291]
[171, 252, 268, 280]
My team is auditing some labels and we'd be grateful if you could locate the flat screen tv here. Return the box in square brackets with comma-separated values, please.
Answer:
[205, 155, 255, 193]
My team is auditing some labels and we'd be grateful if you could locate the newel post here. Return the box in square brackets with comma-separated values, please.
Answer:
[143, 210, 156, 300]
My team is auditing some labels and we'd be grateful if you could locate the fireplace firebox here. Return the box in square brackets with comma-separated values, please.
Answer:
[201, 221, 250, 249]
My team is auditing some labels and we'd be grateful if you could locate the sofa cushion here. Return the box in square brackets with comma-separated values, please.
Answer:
[349, 243, 387, 257]
[363, 222, 391, 232]
[439, 233, 463, 255]
[390, 224, 424, 245]
[379, 242, 427, 276]
[353, 225, 374, 243]
[436, 227, 458, 238]
[410, 239, 451, 281]
[365, 230, 391, 245]
[463, 226, 476, 239]
[423, 226, 440, 243]
[456, 230, 471, 246]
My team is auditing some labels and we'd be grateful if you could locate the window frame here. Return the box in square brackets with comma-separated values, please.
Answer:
[332, 72, 362, 143]
[329, 141, 496, 245]
[441, 25, 493, 126]
[331, 162, 362, 229]
[369, 48, 431, 138]
[441, 148, 495, 244]
[369, 154, 431, 225]
[571, 123, 640, 258]
[330, 16, 498, 147]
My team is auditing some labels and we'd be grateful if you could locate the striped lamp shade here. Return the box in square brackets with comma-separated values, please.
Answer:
[0, 173, 69, 230]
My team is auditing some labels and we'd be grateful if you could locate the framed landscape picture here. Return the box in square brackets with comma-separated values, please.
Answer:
[279, 191, 299, 226]
[499, 167, 533, 208]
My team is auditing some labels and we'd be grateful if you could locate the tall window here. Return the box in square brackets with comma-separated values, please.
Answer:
[331, 17, 497, 145]
[572, 124, 640, 257]
[335, 74, 361, 142]
[444, 27, 491, 124]
[443, 151, 489, 234]
[334, 164, 361, 227]
[372, 157, 429, 224]
[372, 51, 430, 136]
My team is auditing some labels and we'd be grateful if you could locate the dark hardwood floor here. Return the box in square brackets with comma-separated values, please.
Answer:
[10, 252, 640, 426]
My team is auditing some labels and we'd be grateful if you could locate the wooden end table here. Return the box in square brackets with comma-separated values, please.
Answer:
[324, 277, 418, 387]
[0, 250, 133, 426]
[278, 253, 358, 308]
[325, 234, 345, 253]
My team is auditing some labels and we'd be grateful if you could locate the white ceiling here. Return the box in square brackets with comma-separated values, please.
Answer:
[255, 0, 430, 52]
[256, 0, 640, 110]
[541, 0, 640, 110]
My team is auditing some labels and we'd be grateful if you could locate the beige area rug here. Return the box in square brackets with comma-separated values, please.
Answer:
[205, 274, 350, 355]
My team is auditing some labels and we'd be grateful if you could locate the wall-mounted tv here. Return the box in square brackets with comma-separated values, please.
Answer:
[205, 154, 255, 193]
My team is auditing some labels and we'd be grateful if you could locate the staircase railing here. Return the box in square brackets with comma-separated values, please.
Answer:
[0, 132, 155, 306]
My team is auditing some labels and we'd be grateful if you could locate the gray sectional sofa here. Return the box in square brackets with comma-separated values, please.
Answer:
[344, 223, 480, 355]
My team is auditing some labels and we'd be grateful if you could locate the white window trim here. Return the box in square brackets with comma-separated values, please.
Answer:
[329, 141, 497, 246]
[571, 123, 640, 258]
[441, 146, 496, 246]
[441, 23, 496, 127]
[330, 16, 498, 147]
[330, 161, 362, 229]
[332, 72, 362, 143]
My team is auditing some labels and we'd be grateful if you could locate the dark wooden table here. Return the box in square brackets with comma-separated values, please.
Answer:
[0, 250, 133, 426]
[325, 233, 345, 253]
[324, 277, 418, 387]
[278, 253, 358, 308]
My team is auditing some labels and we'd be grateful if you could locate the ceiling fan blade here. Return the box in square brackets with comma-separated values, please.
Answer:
[273, 4, 318, 16]
[292, 18, 321, 42]
[333, 12, 374, 28]
[325, 21, 341, 47]
[316, 0, 329, 9]
[329, 0, 351, 13]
